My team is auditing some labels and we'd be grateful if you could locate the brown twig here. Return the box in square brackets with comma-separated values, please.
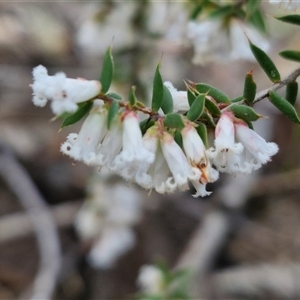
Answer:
[0, 144, 62, 300]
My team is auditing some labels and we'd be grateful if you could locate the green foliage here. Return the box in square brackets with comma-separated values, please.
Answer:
[249, 40, 281, 82]
[187, 93, 206, 121]
[248, 9, 266, 34]
[151, 63, 164, 113]
[106, 92, 123, 101]
[187, 88, 197, 107]
[61, 101, 93, 129]
[230, 104, 261, 122]
[276, 14, 300, 26]
[285, 81, 298, 106]
[269, 90, 300, 124]
[129, 86, 137, 107]
[196, 83, 230, 103]
[100, 46, 114, 93]
[107, 101, 120, 129]
[205, 98, 221, 116]
[140, 118, 155, 135]
[164, 113, 185, 130]
[243, 71, 257, 105]
[246, 0, 261, 18]
[174, 130, 183, 148]
[279, 50, 300, 63]
[161, 85, 174, 114]
[196, 123, 208, 147]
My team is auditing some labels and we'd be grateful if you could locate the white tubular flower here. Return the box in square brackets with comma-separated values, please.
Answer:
[164, 81, 189, 112]
[182, 124, 219, 197]
[60, 107, 107, 165]
[235, 120, 279, 167]
[88, 227, 135, 269]
[137, 265, 164, 295]
[161, 131, 200, 189]
[269, 0, 300, 10]
[209, 111, 244, 174]
[187, 18, 269, 65]
[31, 65, 101, 115]
[113, 111, 155, 175]
[96, 119, 123, 169]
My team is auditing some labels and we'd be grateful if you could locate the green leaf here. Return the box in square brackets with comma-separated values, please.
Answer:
[196, 83, 230, 103]
[249, 40, 281, 82]
[279, 50, 300, 63]
[276, 14, 300, 26]
[151, 63, 164, 113]
[140, 118, 155, 135]
[246, 0, 261, 18]
[187, 93, 205, 121]
[285, 81, 298, 106]
[164, 113, 185, 130]
[202, 112, 215, 128]
[230, 104, 261, 122]
[161, 84, 174, 114]
[231, 96, 244, 103]
[61, 101, 93, 128]
[100, 46, 114, 93]
[174, 130, 183, 148]
[243, 71, 257, 105]
[205, 98, 221, 116]
[209, 5, 234, 19]
[187, 88, 196, 107]
[196, 123, 208, 148]
[107, 101, 119, 129]
[129, 86, 137, 107]
[269, 90, 300, 124]
[248, 9, 266, 34]
[106, 92, 122, 101]
[190, 4, 203, 19]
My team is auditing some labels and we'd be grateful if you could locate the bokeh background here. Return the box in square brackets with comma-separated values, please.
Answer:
[0, 1, 300, 299]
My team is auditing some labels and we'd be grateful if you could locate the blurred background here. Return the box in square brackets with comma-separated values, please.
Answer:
[0, 1, 300, 299]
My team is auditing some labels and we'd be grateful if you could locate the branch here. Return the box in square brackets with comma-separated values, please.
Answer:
[0, 144, 62, 300]
[253, 67, 300, 104]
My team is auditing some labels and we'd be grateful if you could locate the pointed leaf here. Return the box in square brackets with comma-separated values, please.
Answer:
[246, 0, 261, 18]
[140, 118, 155, 135]
[205, 98, 221, 116]
[106, 92, 122, 101]
[61, 101, 93, 128]
[249, 40, 281, 82]
[196, 123, 208, 148]
[107, 101, 120, 129]
[187, 93, 205, 121]
[243, 70, 257, 105]
[279, 50, 300, 63]
[230, 104, 261, 122]
[100, 46, 114, 93]
[164, 113, 185, 130]
[174, 130, 183, 148]
[248, 9, 266, 34]
[202, 112, 215, 128]
[161, 84, 174, 114]
[196, 83, 230, 103]
[209, 5, 234, 19]
[276, 14, 300, 26]
[187, 88, 196, 107]
[269, 90, 300, 124]
[285, 81, 298, 106]
[151, 63, 164, 112]
[129, 86, 137, 107]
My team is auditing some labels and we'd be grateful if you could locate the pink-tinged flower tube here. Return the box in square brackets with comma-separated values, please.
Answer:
[113, 111, 155, 174]
[235, 120, 279, 168]
[31, 65, 101, 115]
[209, 111, 244, 174]
[182, 125, 219, 196]
[60, 107, 107, 165]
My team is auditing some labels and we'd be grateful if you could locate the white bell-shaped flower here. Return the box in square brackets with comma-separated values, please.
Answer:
[209, 111, 244, 174]
[182, 124, 219, 196]
[235, 120, 279, 167]
[31, 65, 101, 115]
[60, 106, 107, 165]
[164, 81, 189, 112]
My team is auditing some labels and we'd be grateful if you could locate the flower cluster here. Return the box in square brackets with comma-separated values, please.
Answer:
[31, 67, 279, 198]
